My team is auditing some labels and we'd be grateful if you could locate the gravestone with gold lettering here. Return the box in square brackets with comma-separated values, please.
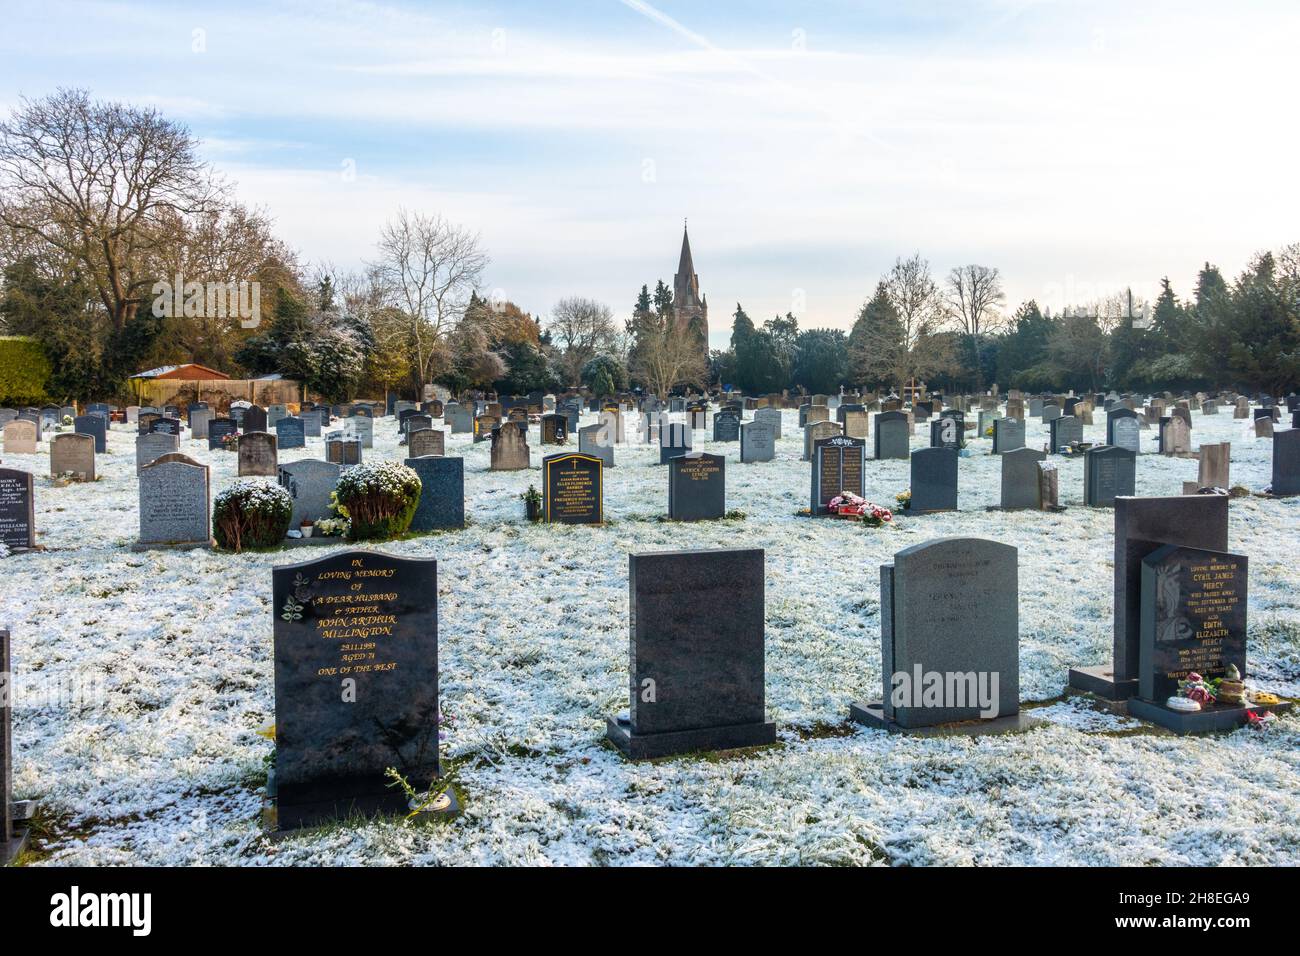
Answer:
[1128, 545, 1287, 732]
[810, 435, 865, 515]
[269, 550, 455, 832]
[542, 452, 602, 524]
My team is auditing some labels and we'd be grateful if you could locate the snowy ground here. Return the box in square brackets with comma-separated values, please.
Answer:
[3, 403, 1299, 866]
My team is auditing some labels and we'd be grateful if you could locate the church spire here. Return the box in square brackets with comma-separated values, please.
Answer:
[677, 221, 695, 280]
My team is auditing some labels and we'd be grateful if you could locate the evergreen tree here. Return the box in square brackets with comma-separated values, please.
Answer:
[847, 281, 904, 389]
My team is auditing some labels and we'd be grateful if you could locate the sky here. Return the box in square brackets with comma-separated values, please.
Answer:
[2, 0, 1298, 349]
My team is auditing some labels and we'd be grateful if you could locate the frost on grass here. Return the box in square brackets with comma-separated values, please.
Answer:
[2, 407, 1298, 865]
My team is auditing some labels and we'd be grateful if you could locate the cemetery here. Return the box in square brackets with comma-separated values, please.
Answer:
[2, 388, 1299, 866]
[1, 15, 1299, 883]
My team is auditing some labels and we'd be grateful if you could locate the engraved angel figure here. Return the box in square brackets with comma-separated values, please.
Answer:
[1153, 563, 1192, 643]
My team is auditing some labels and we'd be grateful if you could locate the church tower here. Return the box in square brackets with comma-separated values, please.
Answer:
[673, 223, 709, 358]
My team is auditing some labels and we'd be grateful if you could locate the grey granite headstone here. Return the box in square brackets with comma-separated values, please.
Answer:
[277, 459, 341, 527]
[992, 417, 1024, 454]
[445, 403, 473, 434]
[345, 415, 373, 449]
[138, 455, 210, 547]
[189, 407, 213, 440]
[405, 455, 464, 531]
[136, 431, 180, 474]
[851, 537, 1020, 729]
[1000, 447, 1045, 510]
[754, 407, 783, 439]
[606, 548, 775, 759]
[1067, 494, 1229, 700]
[1048, 415, 1083, 452]
[909, 447, 958, 512]
[739, 421, 775, 463]
[578, 422, 614, 468]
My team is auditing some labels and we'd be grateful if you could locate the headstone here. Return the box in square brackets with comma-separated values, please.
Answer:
[874, 411, 909, 460]
[850, 538, 1021, 730]
[1197, 442, 1230, 490]
[1083, 445, 1136, 507]
[578, 422, 614, 468]
[929, 415, 962, 450]
[137, 455, 210, 547]
[135, 431, 180, 474]
[541, 413, 568, 445]
[408, 428, 445, 458]
[1000, 447, 1046, 510]
[325, 433, 362, 467]
[345, 415, 373, 449]
[658, 422, 692, 464]
[606, 548, 776, 759]
[266, 404, 289, 428]
[0, 468, 35, 551]
[1048, 415, 1083, 452]
[2, 420, 37, 454]
[277, 459, 341, 527]
[301, 409, 323, 439]
[404, 414, 434, 439]
[668, 452, 725, 521]
[802, 420, 841, 461]
[909, 447, 958, 513]
[207, 417, 237, 449]
[1067, 494, 1229, 701]
[739, 421, 775, 463]
[711, 411, 740, 443]
[239, 406, 266, 433]
[238, 432, 279, 477]
[73, 415, 106, 454]
[1138, 544, 1246, 703]
[151, 416, 182, 437]
[1272, 429, 1300, 496]
[445, 403, 472, 434]
[189, 406, 213, 440]
[991, 417, 1025, 455]
[810, 435, 866, 515]
[542, 452, 602, 523]
[754, 407, 783, 439]
[50, 433, 95, 481]
[490, 422, 530, 471]
[270, 550, 449, 831]
[405, 456, 464, 531]
[1108, 408, 1141, 454]
[275, 416, 306, 450]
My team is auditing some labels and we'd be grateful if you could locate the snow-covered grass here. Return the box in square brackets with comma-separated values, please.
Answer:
[3, 405, 1298, 865]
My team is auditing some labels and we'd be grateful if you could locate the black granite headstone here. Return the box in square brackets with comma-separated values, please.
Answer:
[1083, 445, 1136, 507]
[0, 468, 35, 552]
[271, 550, 450, 831]
[606, 548, 776, 759]
[1, 626, 28, 862]
[1067, 494, 1229, 701]
[207, 417, 237, 449]
[668, 452, 725, 521]
[810, 435, 866, 514]
[542, 452, 602, 524]
[909, 447, 958, 512]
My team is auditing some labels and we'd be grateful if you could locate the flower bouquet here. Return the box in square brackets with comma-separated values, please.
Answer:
[828, 490, 867, 517]
[895, 489, 912, 512]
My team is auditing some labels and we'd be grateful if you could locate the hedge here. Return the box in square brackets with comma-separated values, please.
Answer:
[0, 336, 52, 406]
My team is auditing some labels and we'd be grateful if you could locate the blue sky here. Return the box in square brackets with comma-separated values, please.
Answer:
[3, 0, 1298, 349]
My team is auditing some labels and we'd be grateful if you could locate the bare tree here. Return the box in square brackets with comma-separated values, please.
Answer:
[628, 306, 707, 397]
[372, 209, 488, 392]
[884, 253, 953, 390]
[946, 264, 1006, 390]
[0, 88, 220, 331]
[547, 296, 618, 385]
